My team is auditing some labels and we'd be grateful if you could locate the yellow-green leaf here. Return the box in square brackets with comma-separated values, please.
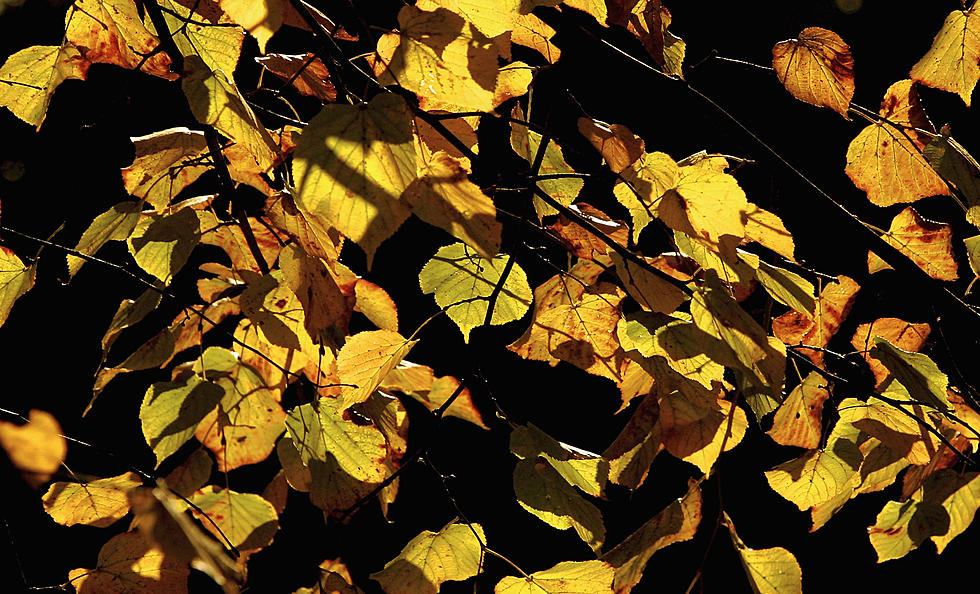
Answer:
[924, 127, 980, 227]
[608, 250, 688, 314]
[752, 260, 816, 317]
[0, 246, 36, 329]
[513, 458, 605, 551]
[726, 512, 802, 594]
[511, 424, 607, 497]
[42, 471, 142, 527]
[510, 105, 584, 218]
[603, 394, 663, 490]
[120, 128, 210, 211]
[495, 560, 614, 594]
[188, 485, 279, 552]
[371, 522, 485, 594]
[614, 151, 679, 243]
[140, 376, 224, 468]
[292, 93, 416, 265]
[420, 243, 532, 342]
[765, 446, 859, 511]
[337, 329, 418, 409]
[68, 202, 141, 278]
[127, 207, 201, 284]
[868, 336, 952, 412]
[0, 44, 89, 127]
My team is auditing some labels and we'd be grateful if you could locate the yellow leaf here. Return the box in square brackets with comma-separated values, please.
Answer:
[511, 424, 607, 497]
[420, 243, 532, 342]
[510, 105, 584, 218]
[767, 372, 829, 449]
[160, 0, 243, 73]
[120, 128, 210, 212]
[621, 315, 725, 389]
[127, 207, 201, 284]
[551, 203, 629, 266]
[608, 250, 688, 314]
[869, 337, 952, 413]
[371, 523, 485, 594]
[845, 80, 949, 206]
[603, 394, 663, 490]
[512, 12, 561, 63]
[0, 245, 35, 328]
[0, 409, 66, 488]
[43, 472, 142, 527]
[910, 4, 980, 106]
[726, 513, 802, 594]
[868, 207, 959, 280]
[68, 532, 190, 594]
[219, 0, 284, 53]
[493, 61, 533, 107]
[0, 44, 88, 127]
[601, 480, 700, 591]
[279, 244, 348, 339]
[513, 459, 605, 550]
[742, 203, 796, 261]
[193, 347, 288, 471]
[374, 6, 501, 112]
[765, 447, 858, 511]
[772, 27, 854, 118]
[924, 127, 980, 226]
[495, 560, 614, 594]
[608, 0, 684, 77]
[65, 0, 175, 79]
[292, 93, 416, 265]
[614, 150, 679, 243]
[405, 151, 502, 258]
[577, 118, 644, 174]
[68, 202, 141, 278]
[772, 275, 860, 368]
[354, 278, 399, 331]
[659, 378, 747, 474]
[188, 485, 279, 552]
[382, 361, 489, 429]
[850, 317, 930, 388]
[255, 53, 336, 100]
[930, 470, 980, 554]
[337, 329, 418, 409]
[752, 260, 816, 317]
[140, 376, 224, 468]
[417, 0, 520, 37]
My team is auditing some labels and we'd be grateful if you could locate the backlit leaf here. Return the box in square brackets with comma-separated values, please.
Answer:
[845, 80, 949, 206]
[765, 447, 858, 511]
[767, 372, 829, 449]
[868, 337, 952, 413]
[381, 361, 489, 428]
[354, 278, 399, 331]
[120, 128, 210, 212]
[742, 203, 796, 262]
[512, 12, 561, 63]
[0, 409, 66, 488]
[43, 471, 142, 527]
[65, 0, 175, 79]
[420, 243, 532, 342]
[752, 260, 816, 317]
[371, 522, 485, 594]
[164, 449, 213, 498]
[614, 151, 677, 243]
[603, 394, 663, 490]
[726, 513, 802, 594]
[772, 275, 860, 367]
[511, 424, 608, 497]
[601, 479, 701, 591]
[772, 27, 854, 118]
[0, 44, 89, 127]
[337, 329, 417, 409]
[374, 6, 501, 112]
[924, 127, 980, 226]
[551, 203, 629, 267]
[68, 202, 141, 278]
[279, 244, 348, 339]
[417, 0, 520, 37]
[140, 375, 225, 468]
[609, 250, 688, 314]
[658, 377, 747, 474]
[608, 0, 684, 77]
[510, 105, 584, 218]
[127, 207, 201, 284]
[513, 458, 605, 551]
[910, 4, 980, 106]
[188, 485, 279, 551]
[577, 118, 644, 174]
[255, 52, 336, 100]
[405, 151, 502, 258]
[0, 246, 35, 328]
[68, 532, 189, 594]
[850, 318, 931, 388]
[930, 470, 980, 554]
[292, 93, 416, 265]
[867, 207, 958, 281]
[495, 560, 614, 594]
[285, 397, 387, 514]
[220, 0, 284, 53]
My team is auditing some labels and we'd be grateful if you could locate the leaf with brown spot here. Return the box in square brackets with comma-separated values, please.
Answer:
[66, 0, 176, 79]
[773, 275, 860, 368]
[868, 207, 959, 281]
[851, 318, 931, 388]
[845, 80, 949, 206]
[767, 372, 829, 449]
[550, 203, 629, 266]
[772, 27, 854, 118]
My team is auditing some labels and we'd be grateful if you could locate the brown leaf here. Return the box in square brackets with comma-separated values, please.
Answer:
[255, 52, 336, 100]
[772, 27, 854, 117]
[577, 118, 645, 173]
[867, 207, 958, 281]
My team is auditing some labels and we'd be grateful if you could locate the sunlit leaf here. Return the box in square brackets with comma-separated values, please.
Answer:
[336, 329, 417, 409]
[420, 243, 532, 342]
[511, 424, 607, 497]
[127, 207, 201, 284]
[43, 471, 142, 527]
[752, 260, 815, 317]
[772, 275, 860, 367]
[68, 532, 189, 594]
[742, 203, 796, 262]
[0, 409, 66, 488]
[603, 394, 663, 490]
[609, 250, 688, 314]
[513, 458, 605, 551]
[255, 52, 336, 100]
[924, 126, 980, 226]
[867, 207, 958, 280]
[868, 337, 952, 413]
[495, 560, 614, 594]
[512, 12, 560, 63]
[0, 44, 89, 127]
[374, 5, 502, 112]
[120, 128, 209, 212]
[601, 479, 701, 591]
[850, 318, 931, 388]
[65, 0, 175, 79]
[279, 244, 348, 339]
[577, 118, 644, 174]
[381, 361, 489, 428]
[726, 512, 802, 594]
[189, 485, 279, 551]
[910, 4, 980, 106]
[845, 80, 949, 206]
[371, 522, 485, 594]
[765, 446, 859, 511]
[772, 27, 854, 118]
[659, 377, 747, 474]
[767, 372, 829, 449]
[140, 375, 224, 468]
[354, 278, 399, 331]
[551, 203, 629, 267]
[292, 93, 416, 265]
[930, 470, 980, 554]
[405, 151, 502, 258]
[417, 0, 520, 37]
[510, 105, 584, 218]
[0, 246, 36, 329]
[608, 0, 684, 77]
[220, 0, 284, 53]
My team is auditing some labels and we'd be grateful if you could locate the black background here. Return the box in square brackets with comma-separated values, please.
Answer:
[1, 0, 979, 592]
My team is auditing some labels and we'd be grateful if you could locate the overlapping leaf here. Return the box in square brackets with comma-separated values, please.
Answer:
[495, 560, 614, 594]
[43, 471, 142, 528]
[0, 44, 89, 127]
[336, 329, 418, 409]
[65, 0, 175, 79]
[726, 513, 803, 594]
[767, 372, 829, 449]
[772, 275, 860, 367]
[371, 522, 485, 594]
[850, 318, 931, 387]
[120, 128, 210, 211]
[510, 106, 584, 218]
[867, 207, 958, 280]
[188, 485, 279, 551]
[513, 458, 605, 551]
[255, 52, 336, 100]
[0, 245, 36, 328]
[140, 375, 224, 468]
[68, 532, 189, 594]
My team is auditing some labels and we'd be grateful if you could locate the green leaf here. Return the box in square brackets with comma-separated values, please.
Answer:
[68, 202, 141, 278]
[603, 394, 663, 490]
[126, 207, 201, 284]
[100, 289, 162, 355]
[495, 560, 614, 594]
[291, 92, 416, 266]
[726, 512, 802, 594]
[140, 375, 224, 468]
[188, 485, 279, 551]
[419, 243, 532, 342]
[869, 337, 952, 412]
[510, 105, 584, 219]
[513, 458, 605, 551]
[0, 246, 36, 329]
[752, 260, 816, 317]
[510, 424, 607, 497]
[370, 523, 485, 594]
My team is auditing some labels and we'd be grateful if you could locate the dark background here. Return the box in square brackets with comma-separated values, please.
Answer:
[1, 0, 979, 592]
